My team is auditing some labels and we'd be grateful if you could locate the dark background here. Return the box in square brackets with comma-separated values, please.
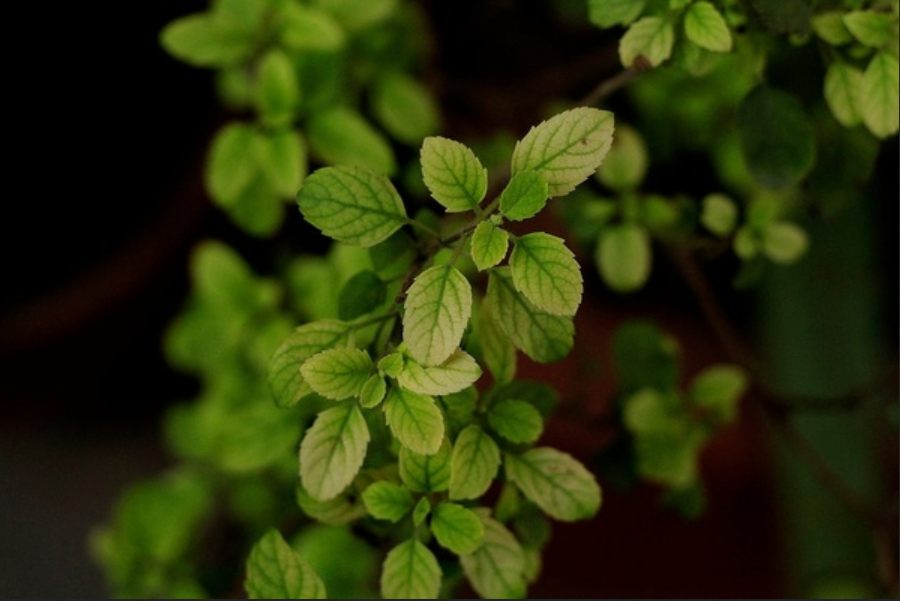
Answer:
[1, 1, 896, 598]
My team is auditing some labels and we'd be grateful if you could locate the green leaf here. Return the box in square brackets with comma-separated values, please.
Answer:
[688, 364, 748, 423]
[380, 539, 441, 600]
[486, 268, 574, 363]
[761, 221, 809, 264]
[510, 232, 583, 317]
[596, 223, 652, 293]
[505, 448, 601, 522]
[511, 107, 615, 197]
[459, 513, 527, 599]
[825, 61, 864, 128]
[296, 484, 367, 525]
[413, 496, 431, 526]
[471, 221, 510, 271]
[473, 301, 517, 385]
[245, 529, 326, 599]
[256, 49, 300, 128]
[450, 425, 500, 500]
[307, 107, 397, 175]
[498, 171, 550, 221]
[259, 129, 307, 198]
[399, 439, 452, 492]
[612, 320, 680, 394]
[160, 13, 253, 67]
[619, 16, 675, 67]
[229, 176, 285, 237]
[432, 502, 485, 555]
[738, 86, 815, 189]
[372, 71, 441, 145]
[700, 193, 738, 237]
[403, 264, 473, 366]
[749, 0, 810, 36]
[488, 400, 544, 444]
[206, 123, 259, 207]
[843, 10, 897, 48]
[812, 12, 853, 46]
[861, 51, 900, 139]
[338, 270, 387, 320]
[588, 0, 646, 28]
[279, 4, 346, 51]
[312, 0, 398, 32]
[297, 165, 408, 247]
[378, 352, 405, 379]
[300, 348, 373, 401]
[300, 403, 370, 500]
[361, 481, 414, 522]
[398, 349, 483, 396]
[268, 320, 353, 408]
[383, 387, 445, 455]
[420, 137, 488, 212]
[684, 2, 733, 53]
[359, 374, 388, 408]
[596, 123, 648, 192]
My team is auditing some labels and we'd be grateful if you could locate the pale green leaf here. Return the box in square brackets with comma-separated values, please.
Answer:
[296, 165, 408, 247]
[588, 0, 646, 28]
[505, 448, 602, 522]
[359, 374, 387, 408]
[700, 193, 738, 237]
[688, 364, 748, 423]
[372, 71, 441, 145]
[761, 221, 809, 264]
[510, 232, 583, 316]
[431, 502, 485, 555]
[245, 529, 327, 599]
[413, 496, 431, 526]
[160, 13, 253, 67]
[259, 129, 307, 197]
[733, 226, 759, 259]
[619, 16, 675, 67]
[812, 11, 853, 46]
[361, 481, 414, 522]
[256, 49, 300, 128]
[399, 439, 452, 492]
[471, 221, 510, 271]
[380, 539, 441, 600]
[300, 348, 373, 401]
[473, 301, 517, 385]
[228, 175, 284, 237]
[843, 10, 897, 48]
[398, 349, 483, 396]
[383, 387, 445, 455]
[307, 107, 397, 175]
[300, 404, 370, 500]
[296, 484, 367, 525]
[279, 4, 345, 51]
[824, 61, 865, 127]
[595, 223, 652, 293]
[420, 137, 488, 212]
[486, 268, 574, 363]
[450, 425, 500, 500]
[861, 51, 900, 138]
[459, 513, 527, 599]
[511, 107, 615, 197]
[499, 171, 549, 221]
[684, 2, 733, 53]
[268, 320, 353, 408]
[488, 400, 543, 444]
[378, 352, 405, 379]
[206, 123, 259, 207]
[402, 264, 473, 366]
[596, 123, 648, 192]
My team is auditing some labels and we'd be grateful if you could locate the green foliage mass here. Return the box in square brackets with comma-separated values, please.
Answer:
[93, 0, 898, 598]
